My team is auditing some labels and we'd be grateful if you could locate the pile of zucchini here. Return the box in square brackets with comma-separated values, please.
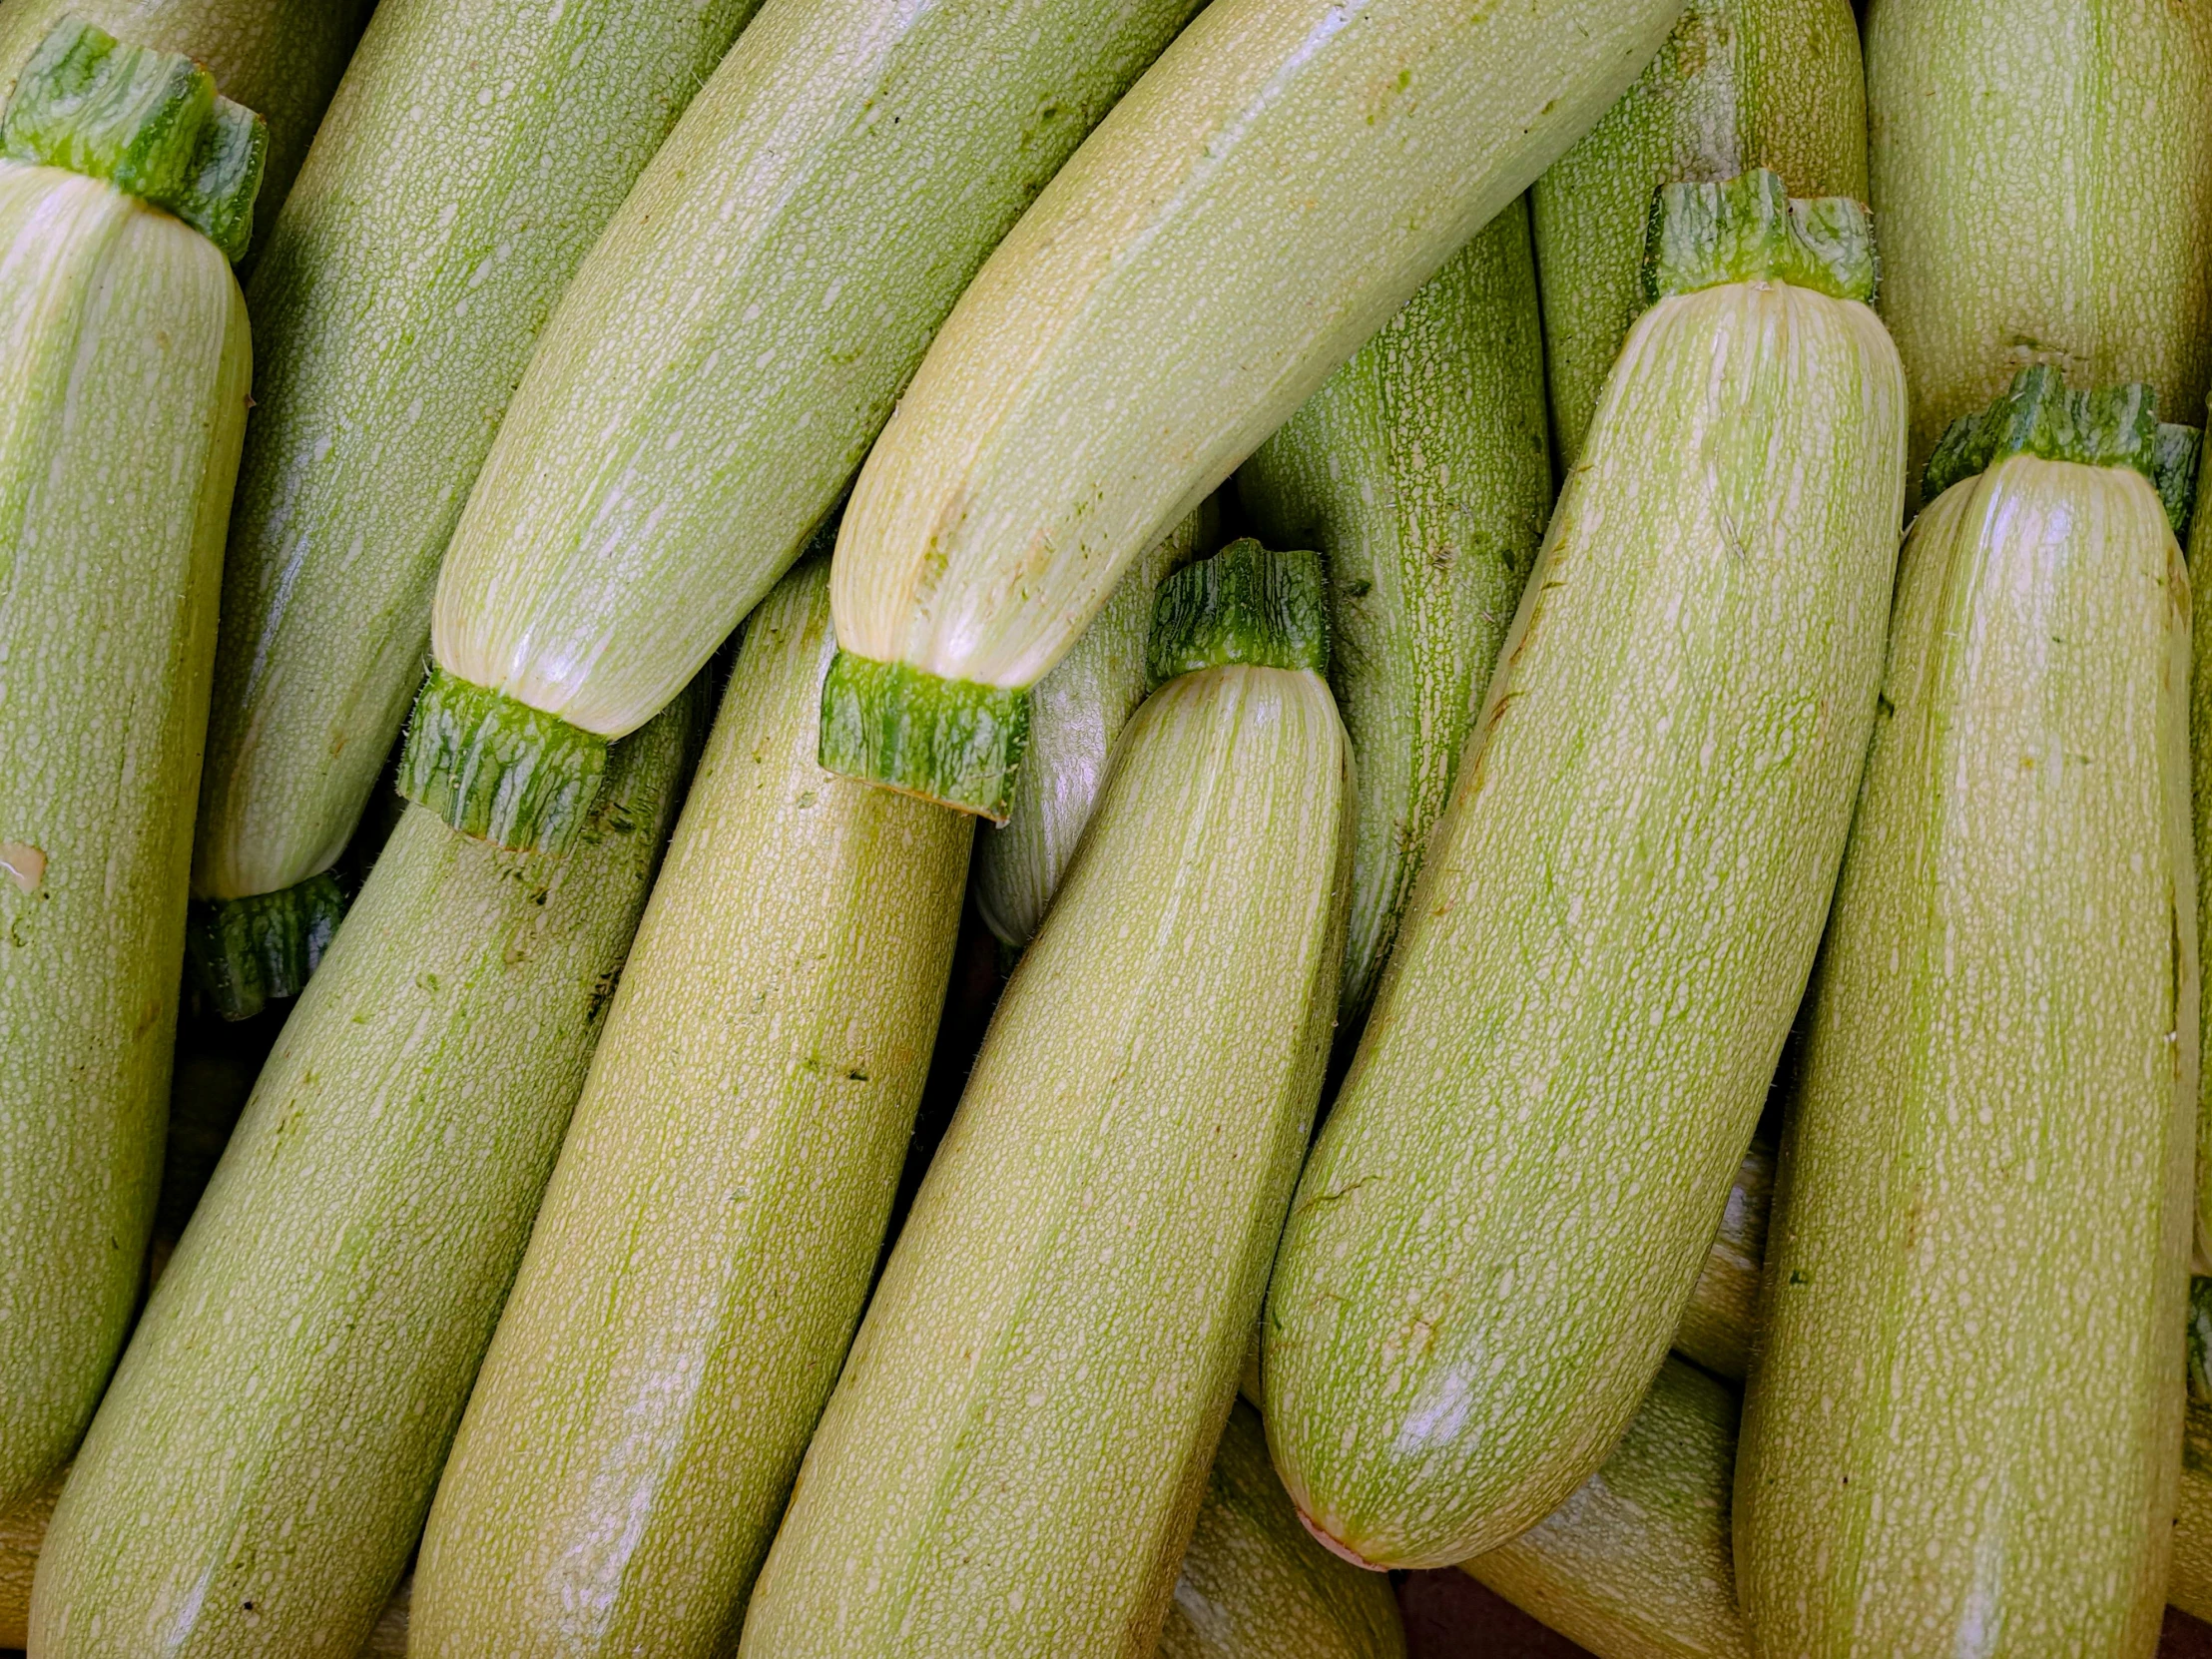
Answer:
[1, 0, 2207, 1654]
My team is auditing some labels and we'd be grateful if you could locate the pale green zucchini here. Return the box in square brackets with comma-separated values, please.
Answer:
[1866, 0, 2212, 488]
[1736, 369, 2199, 1659]
[740, 543, 1354, 1656]
[187, 0, 761, 1019]
[1531, 0, 1865, 472]
[409, 557, 971, 1658]
[2190, 408, 2212, 1283]
[0, 1464, 61, 1649]
[1238, 199, 1551, 1026]
[1670, 1141, 1771, 1386]
[407, 0, 1212, 857]
[818, 0, 1688, 820]
[0, 23, 257, 1510]
[1261, 171, 1906, 1570]
[26, 690, 701, 1659]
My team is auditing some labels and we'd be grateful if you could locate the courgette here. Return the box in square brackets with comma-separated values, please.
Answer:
[1531, 0, 1866, 472]
[740, 542, 1353, 1656]
[817, 0, 1688, 819]
[1262, 170, 1906, 1570]
[1239, 199, 1551, 1027]
[187, 0, 761, 1019]
[27, 689, 701, 1659]
[409, 557, 971, 1658]
[0, 21, 257, 1510]
[1670, 1141, 1772, 1386]
[1736, 368, 2199, 1659]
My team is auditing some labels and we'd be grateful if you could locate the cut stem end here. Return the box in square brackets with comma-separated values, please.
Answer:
[1146, 538, 1330, 688]
[818, 652, 1030, 823]
[186, 871, 348, 1021]
[398, 667, 609, 854]
[1642, 168, 1877, 306]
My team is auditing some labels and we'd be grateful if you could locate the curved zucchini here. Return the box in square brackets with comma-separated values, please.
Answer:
[817, 0, 1687, 820]
[409, 558, 971, 1658]
[1866, 0, 2212, 488]
[187, 0, 761, 1018]
[1261, 171, 1906, 1570]
[1531, 0, 1865, 472]
[1736, 370, 2198, 1659]
[26, 691, 701, 1659]
[1238, 199, 1552, 1026]
[741, 543, 1354, 1656]
[0, 26, 256, 1510]
[1670, 1141, 1772, 1386]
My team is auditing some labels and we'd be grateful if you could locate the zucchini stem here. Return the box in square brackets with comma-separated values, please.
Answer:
[1641, 167, 1875, 306]
[397, 667, 609, 854]
[817, 654, 1031, 823]
[185, 872, 349, 1022]
[1146, 538, 1330, 688]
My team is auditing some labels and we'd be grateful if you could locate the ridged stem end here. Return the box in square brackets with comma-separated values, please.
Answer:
[1642, 168, 1877, 305]
[186, 871, 348, 1021]
[817, 652, 1030, 822]
[398, 666, 610, 854]
[0, 18, 266, 261]
[1146, 539, 1330, 689]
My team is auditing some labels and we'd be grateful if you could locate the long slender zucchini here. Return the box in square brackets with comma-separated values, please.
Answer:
[0, 23, 257, 1510]
[186, 0, 761, 1019]
[409, 557, 971, 1658]
[404, 0, 1212, 858]
[741, 542, 1354, 1656]
[817, 0, 1688, 820]
[1238, 199, 1552, 1027]
[1531, 0, 1865, 473]
[26, 690, 701, 1659]
[1866, 0, 2212, 488]
[1736, 369, 2199, 1659]
[1262, 171, 1906, 1571]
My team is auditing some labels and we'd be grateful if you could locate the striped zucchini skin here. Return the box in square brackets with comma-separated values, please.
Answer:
[1670, 1142, 1772, 1385]
[1531, 0, 1866, 473]
[1735, 458, 2197, 1658]
[1238, 199, 1552, 1028]
[1866, 0, 2212, 488]
[0, 166, 250, 1508]
[1262, 276, 1907, 1569]
[26, 695, 700, 1659]
[740, 663, 1353, 1657]
[191, 0, 758, 908]
[409, 559, 971, 1658]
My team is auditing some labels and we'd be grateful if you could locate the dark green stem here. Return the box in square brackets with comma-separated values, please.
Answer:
[818, 654, 1031, 823]
[1146, 539, 1330, 689]
[186, 872, 349, 1021]
[1641, 168, 1877, 306]
[398, 667, 610, 854]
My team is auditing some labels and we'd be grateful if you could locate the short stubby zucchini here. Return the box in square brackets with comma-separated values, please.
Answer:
[1736, 369, 2199, 1659]
[818, 0, 1688, 820]
[0, 21, 257, 1510]
[26, 690, 701, 1659]
[740, 543, 1354, 1657]
[1261, 170, 1907, 1570]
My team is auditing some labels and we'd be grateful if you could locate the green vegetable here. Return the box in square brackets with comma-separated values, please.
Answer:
[187, 0, 761, 1018]
[1669, 1140, 1771, 1385]
[2186, 394, 2212, 1285]
[1239, 199, 1553, 1026]
[742, 546, 1354, 1655]
[409, 558, 971, 1658]
[1737, 368, 2198, 1658]
[0, 1465, 61, 1650]
[1261, 170, 1906, 1570]
[26, 689, 702, 1659]
[818, 0, 1689, 818]
[0, 20, 256, 1511]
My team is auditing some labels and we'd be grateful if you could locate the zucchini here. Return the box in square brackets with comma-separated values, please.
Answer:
[1261, 171, 1906, 1570]
[2191, 411, 2212, 1282]
[1238, 199, 1552, 1027]
[0, 1465, 61, 1650]
[1736, 368, 2199, 1658]
[1531, 0, 1866, 472]
[26, 688, 702, 1659]
[405, 0, 1212, 857]
[817, 0, 1689, 820]
[1866, 0, 2212, 488]
[409, 557, 971, 1658]
[187, 0, 761, 1019]
[0, 22, 257, 1510]
[741, 542, 1354, 1656]
[1670, 1141, 1772, 1386]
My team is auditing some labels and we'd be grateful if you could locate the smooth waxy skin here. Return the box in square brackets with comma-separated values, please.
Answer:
[1240, 200, 1551, 1026]
[741, 664, 1353, 1657]
[0, 164, 249, 1509]
[1737, 459, 2197, 1659]
[410, 561, 971, 1659]
[28, 697, 698, 1659]
[193, 0, 759, 907]
[1263, 276, 1907, 1569]
[828, 0, 1686, 704]
[1532, 0, 1865, 471]
[1867, 0, 2212, 489]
